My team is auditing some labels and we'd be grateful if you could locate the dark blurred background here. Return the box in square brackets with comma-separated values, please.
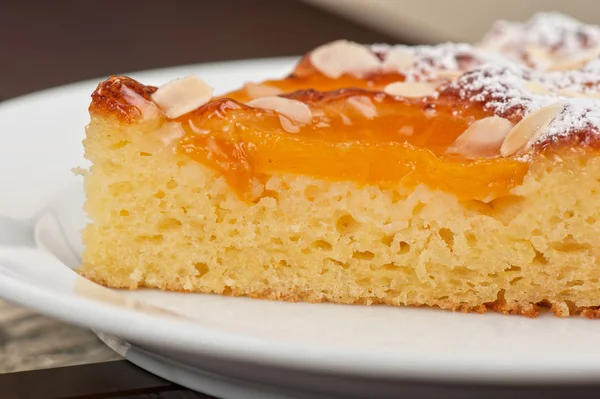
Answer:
[0, 0, 404, 100]
[3, 0, 596, 100]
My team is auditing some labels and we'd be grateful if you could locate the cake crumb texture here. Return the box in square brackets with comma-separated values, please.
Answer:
[79, 117, 600, 318]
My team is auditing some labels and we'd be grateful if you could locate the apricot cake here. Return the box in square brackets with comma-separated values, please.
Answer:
[79, 13, 600, 317]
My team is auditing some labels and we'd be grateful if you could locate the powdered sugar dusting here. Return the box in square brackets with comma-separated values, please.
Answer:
[372, 43, 513, 82]
[314, 12, 600, 153]
[448, 63, 600, 149]
[544, 101, 600, 141]
[450, 65, 536, 118]
[543, 71, 600, 94]
[544, 59, 600, 93]
[481, 12, 600, 60]
[582, 59, 600, 74]
[392, 12, 600, 152]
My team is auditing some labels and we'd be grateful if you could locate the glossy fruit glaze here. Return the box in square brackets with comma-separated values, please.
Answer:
[176, 63, 528, 202]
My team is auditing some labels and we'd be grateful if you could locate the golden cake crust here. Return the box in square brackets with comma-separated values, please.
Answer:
[80, 13, 600, 318]
[90, 76, 157, 123]
[82, 273, 600, 319]
[90, 63, 600, 155]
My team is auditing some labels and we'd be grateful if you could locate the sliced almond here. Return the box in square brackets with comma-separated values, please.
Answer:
[310, 40, 381, 79]
[557, 89, 583, 98]
[384, 81, 439, 98]
[338, 111, 352, 126]
[121, 86, 160, 119]
[435, 70, 463, 81]
[500, 103, 564, 157]
[558, 89, 600, 99]
[188, 120, 210, 135]
[247, 96, 312, 126]
[278, 116, 300, 133]
[447, 116, 514, 159]
[524, 45, 555, 70]
[244, 82, 284, 99]
[548, 47, 600, 71]
[151, 75, 214, 119]
[523, 81, 551, 95]
[549, 57, 589, 72]
[347, 96, 377, 119]
[580, 91, 600, 99]
[381, 49, 415, 72]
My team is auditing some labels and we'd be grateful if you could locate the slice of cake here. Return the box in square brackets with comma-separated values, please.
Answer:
[79, 13, 600, 318]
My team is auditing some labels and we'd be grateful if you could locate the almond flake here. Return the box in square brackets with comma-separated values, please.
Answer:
[310, 40, 381, 79]
[384, 81, 439, 98]
[338, 111, 352, 125]
[347, 96, 377, 119]
[151, 75, 214, 119]
[447, 116, 514, 159]
[381, 49, 415, 72]
[244, 82, 284, 99]
[548, 47, 600, 71]
[121, 86, 160, 119]
[188, 120, 210, 135]
[246, 96, 312, 125]
[278, 115, 300, 133]
[558, 89, 600, 99]
[434, 70, 463, 81]
[500, 103, 565, 157]
[557, 89, 583, 98]
[524, 45, 555, 70]
[523, 81, 551, 95]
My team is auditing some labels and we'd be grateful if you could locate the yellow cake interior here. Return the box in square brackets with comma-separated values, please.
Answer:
[79, 12, 600, 318]
[78, 114, 600, 317]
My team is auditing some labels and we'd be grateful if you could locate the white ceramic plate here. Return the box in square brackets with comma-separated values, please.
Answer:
[1, 59, 600, 398]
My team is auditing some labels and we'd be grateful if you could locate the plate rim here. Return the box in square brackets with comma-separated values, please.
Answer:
[1, 58, 600, 384]
[5, 266, 600, 384]
[0, 56, 300, 110]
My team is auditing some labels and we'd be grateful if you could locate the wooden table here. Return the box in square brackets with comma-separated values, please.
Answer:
[4, 295, 600, 399]
[0, 298, 213, 398]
